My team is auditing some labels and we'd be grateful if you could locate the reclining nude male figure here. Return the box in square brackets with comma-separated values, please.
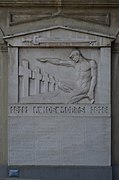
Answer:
[37, 49, 97, 104]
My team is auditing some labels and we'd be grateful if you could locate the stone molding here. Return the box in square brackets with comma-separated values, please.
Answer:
[0, 0, 119, 7]
[9, 12, 110, 26]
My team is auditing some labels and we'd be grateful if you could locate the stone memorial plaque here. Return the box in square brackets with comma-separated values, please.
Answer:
[4, 26, 113, 165]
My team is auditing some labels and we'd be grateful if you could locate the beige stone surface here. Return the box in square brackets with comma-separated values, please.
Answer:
[0, 0, 119, 166]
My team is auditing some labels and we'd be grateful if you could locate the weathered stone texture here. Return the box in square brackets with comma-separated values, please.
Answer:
[112, 38, 119, 164]
[0, 0, 119, 7]
[0, 45, 8, 164]
[0, 0, 119, 178]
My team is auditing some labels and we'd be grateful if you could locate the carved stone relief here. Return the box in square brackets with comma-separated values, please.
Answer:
[4, 26, 113, 166]
[18, 49, 97, 104]
[4, 26, 114, 104]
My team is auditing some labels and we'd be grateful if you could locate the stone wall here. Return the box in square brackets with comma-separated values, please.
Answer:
[0, 0, 119, 179]
[112, 39, 119, 164]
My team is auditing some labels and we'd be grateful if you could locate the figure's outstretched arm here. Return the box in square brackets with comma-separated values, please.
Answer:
[36, 58, 74, 67]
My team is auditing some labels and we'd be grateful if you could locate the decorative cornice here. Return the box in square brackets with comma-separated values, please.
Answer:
[4, 26, 115, 40]
[0, 1, 119, 7]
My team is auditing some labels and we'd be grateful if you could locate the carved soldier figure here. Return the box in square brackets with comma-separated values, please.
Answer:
[36, 49, 97, 104]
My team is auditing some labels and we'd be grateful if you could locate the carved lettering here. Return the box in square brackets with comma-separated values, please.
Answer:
[10, 105, 28, 114]
[90, 106, 109, 114]
[9, 104, 110, 117]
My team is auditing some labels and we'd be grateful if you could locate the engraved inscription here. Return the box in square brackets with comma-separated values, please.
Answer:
[10, 105, 28, 114]
[8, 104, 110, 117]
[90, 106, 109, 114]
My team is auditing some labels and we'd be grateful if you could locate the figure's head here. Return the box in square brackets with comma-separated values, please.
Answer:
[69, 49, 81, 63]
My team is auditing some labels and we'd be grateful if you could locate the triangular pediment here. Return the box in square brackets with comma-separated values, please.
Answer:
[4, 26, 115, 47]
